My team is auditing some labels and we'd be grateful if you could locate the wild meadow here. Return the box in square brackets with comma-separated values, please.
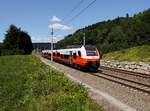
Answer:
[0, 55, 103, 111]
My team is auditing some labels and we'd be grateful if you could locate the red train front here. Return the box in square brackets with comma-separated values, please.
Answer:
[42, 45, 100, 71]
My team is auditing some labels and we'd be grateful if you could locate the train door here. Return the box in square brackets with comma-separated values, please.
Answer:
[70, 51, 72, 64]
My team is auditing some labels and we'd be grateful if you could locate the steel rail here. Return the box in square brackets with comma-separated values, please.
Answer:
[100, 66, 150, 79]
[93, 71, 150, 94]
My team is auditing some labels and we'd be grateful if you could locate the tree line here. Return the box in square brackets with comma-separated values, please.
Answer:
[0, 25, 33, 56]
[55, 8, 150, 54]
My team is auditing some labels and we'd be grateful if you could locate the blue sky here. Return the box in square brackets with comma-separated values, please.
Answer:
[0, 0, 150, 43]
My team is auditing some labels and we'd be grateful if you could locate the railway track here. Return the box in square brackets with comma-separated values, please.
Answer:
[100, 66, 150, 79]
[41, 56, 150, 94]
[93, 70, 150, 95]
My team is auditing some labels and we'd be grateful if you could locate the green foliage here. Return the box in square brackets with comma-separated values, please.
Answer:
[56, 8, 150, 54]
[0, 43, 2, 56]
[2, 25, 33, 55]
[0, 55, 103, 111]
[102, 45, 150, 62]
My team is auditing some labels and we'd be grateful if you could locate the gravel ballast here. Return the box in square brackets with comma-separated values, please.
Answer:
[101, 60, 150, 74]
[39, 56, 150, 111]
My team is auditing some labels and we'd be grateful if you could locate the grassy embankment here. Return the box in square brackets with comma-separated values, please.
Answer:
[102, 45, 150, 62]
[0, 55, 103, 111]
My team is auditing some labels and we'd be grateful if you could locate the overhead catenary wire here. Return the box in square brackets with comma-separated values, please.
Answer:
[65, 0, 97, 46]
[49, 1, 85, 53]
[53, 0, 97, 42]
[62, 0, 84, 22]
[67, 0, 97, 24]
[56, 0, 97, 27]
[54, 0, 84, 34]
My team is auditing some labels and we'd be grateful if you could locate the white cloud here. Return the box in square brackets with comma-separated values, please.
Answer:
[51, 16, 61, 22]
[31, 36, 63, 43]
[32, 37, 49, 43]
[48, 23, 71, 31]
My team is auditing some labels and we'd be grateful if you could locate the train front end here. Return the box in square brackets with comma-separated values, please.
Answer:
[83, 45, 100, 71]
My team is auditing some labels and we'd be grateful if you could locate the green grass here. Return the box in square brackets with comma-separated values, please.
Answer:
[102, 45, 150, 62]
[0, 55, 103, 111]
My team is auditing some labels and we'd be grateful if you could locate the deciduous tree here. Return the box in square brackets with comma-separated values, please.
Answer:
[2, 25, 33, 55]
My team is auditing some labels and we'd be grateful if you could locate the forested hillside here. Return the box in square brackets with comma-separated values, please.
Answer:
[56, 9, 150, 54]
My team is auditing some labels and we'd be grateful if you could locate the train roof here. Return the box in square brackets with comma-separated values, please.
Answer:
[62, 45, 96, 49]
[65, 45, 82, 49]
[42, 45, 97, 53]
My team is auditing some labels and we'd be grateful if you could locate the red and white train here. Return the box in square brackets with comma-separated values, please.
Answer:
[42, 45, 100, 71]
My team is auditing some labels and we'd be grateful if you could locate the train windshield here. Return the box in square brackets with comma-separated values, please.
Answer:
[85, 45, 97, 56]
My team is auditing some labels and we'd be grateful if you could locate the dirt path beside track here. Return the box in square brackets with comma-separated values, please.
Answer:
[38, 55, 150, 111]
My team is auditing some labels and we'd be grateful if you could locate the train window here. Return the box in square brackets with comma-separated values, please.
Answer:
[64, 55, 69, 59]
[85, 45, 97, 56]
[78, 51, 81, 57]
[70, 51, 72, 57]
[73, 53, 77, 59]
[53, 52, 55, 56]
[61, 54, 63, 59]
[48, 53, 51, 56]
[64, 55, 66, 59]
[57, 53, 60, 57]
[66, 55, 69, 59]
[86, 50, 97, 56]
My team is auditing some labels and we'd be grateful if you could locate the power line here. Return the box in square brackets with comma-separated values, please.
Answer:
[67, 0, 97, 24]
[53, 0, 84, 34]
[49, 1, 85, 51]
[52, 0, 97, 39]
[62, 0, 84, 22]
